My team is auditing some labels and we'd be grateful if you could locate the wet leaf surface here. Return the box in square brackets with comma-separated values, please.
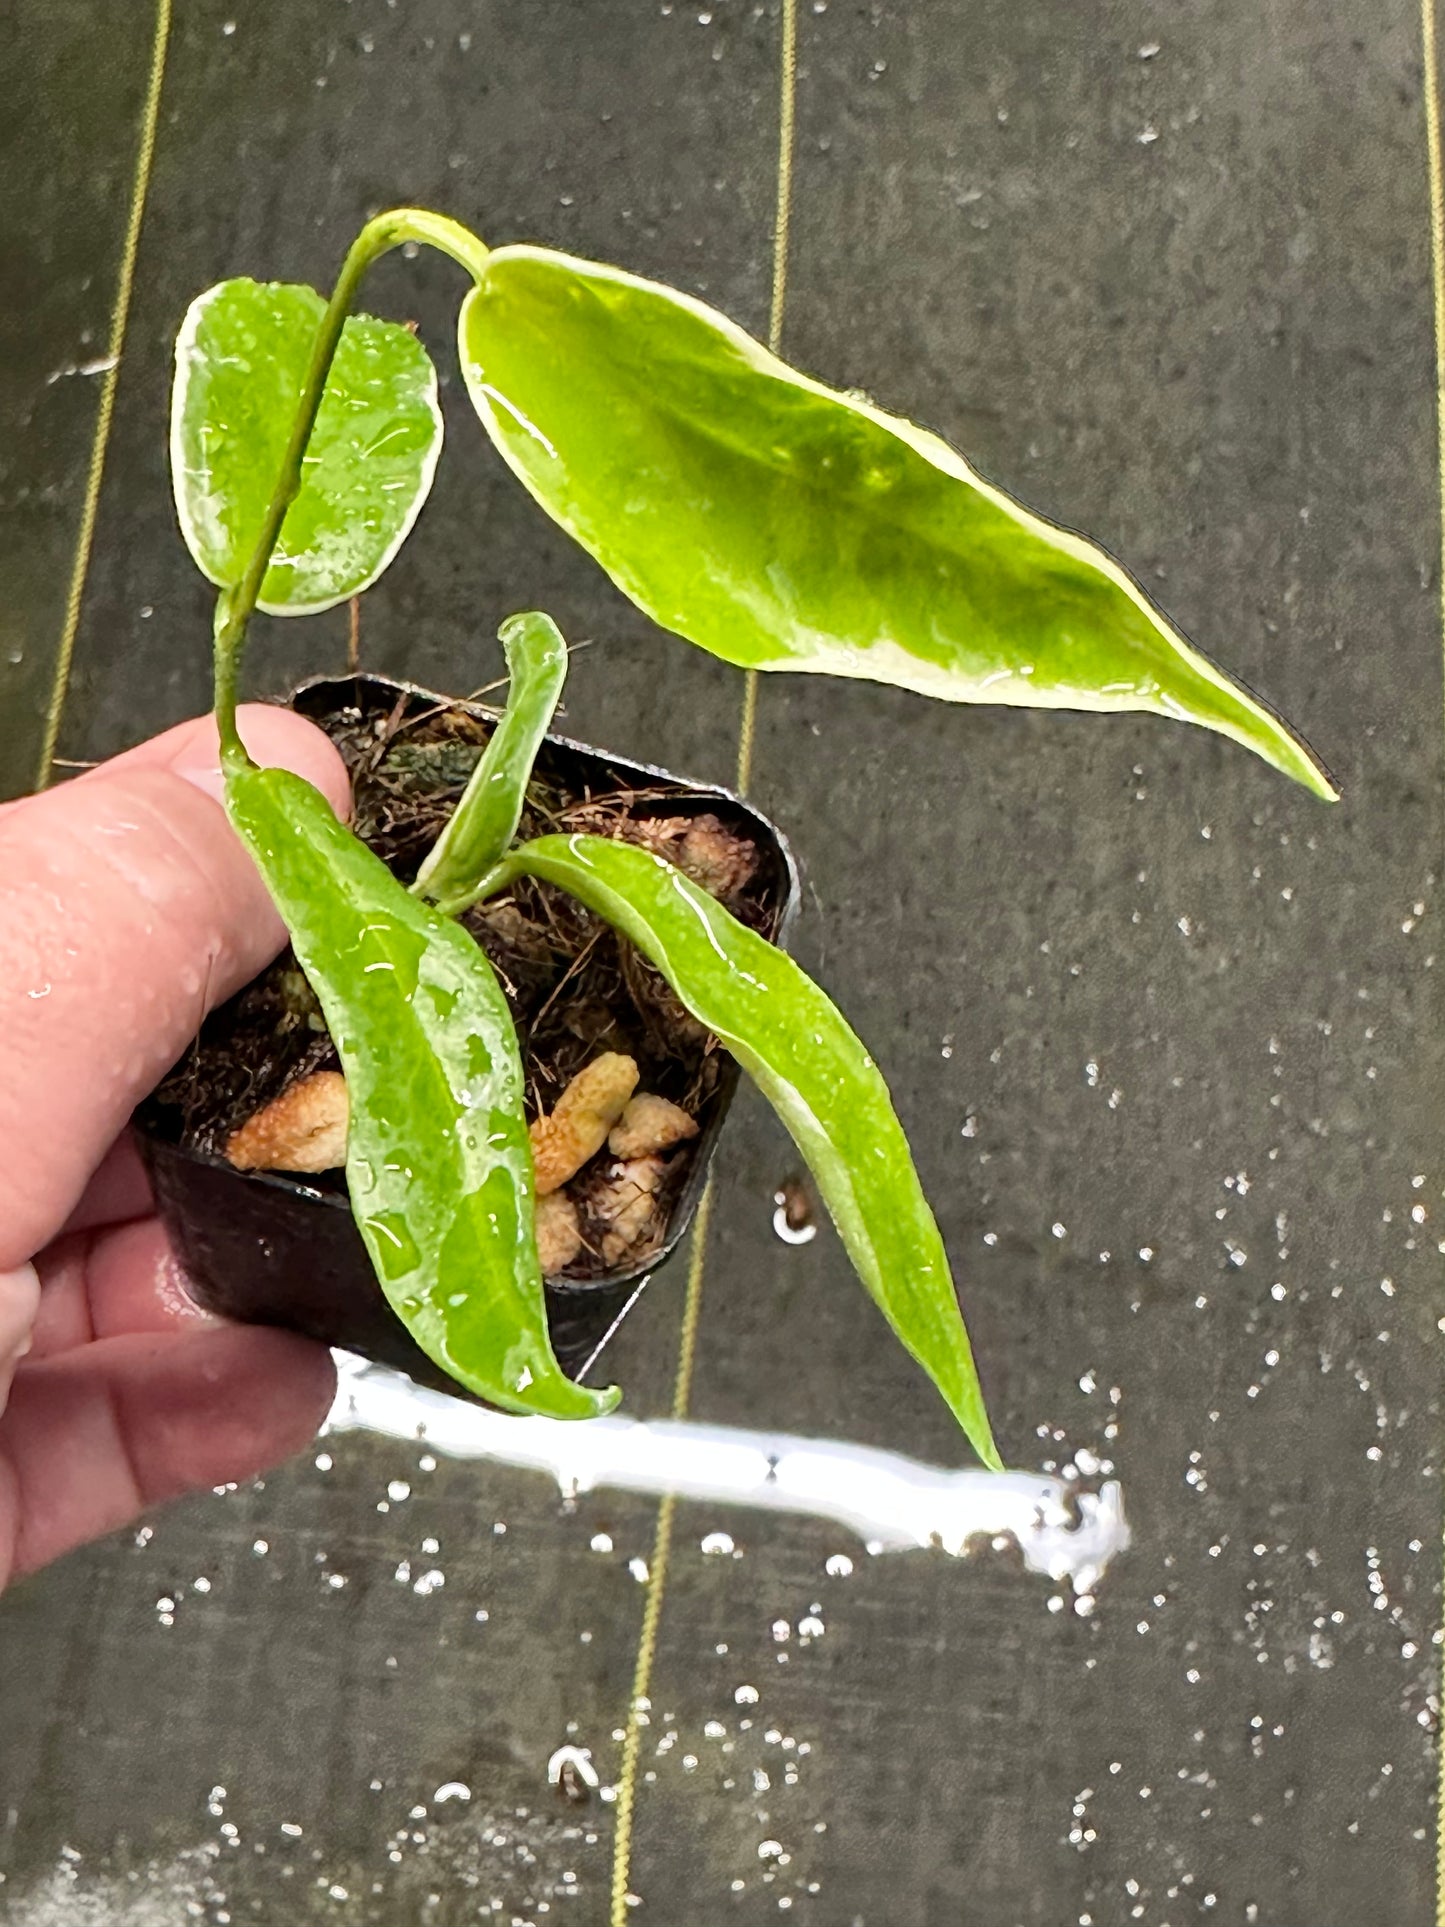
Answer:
[224, 761, 615, 1421]
[461, 248, 1334, 799]
[172, 277, 442, 614]
[484, 832, 999, 1467]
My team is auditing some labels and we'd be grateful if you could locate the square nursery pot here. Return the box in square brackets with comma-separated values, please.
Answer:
[136, 672, 799, 1400]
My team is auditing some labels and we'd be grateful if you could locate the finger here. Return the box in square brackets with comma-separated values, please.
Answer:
[29, 1219, 208, 1361]
[0, 707, 350, 1270]
[70, 704, 352, 803]
[0, 1264, 41, 1417]
[62, 1132, 153, 1237]
[0, 1325, 336, 1584]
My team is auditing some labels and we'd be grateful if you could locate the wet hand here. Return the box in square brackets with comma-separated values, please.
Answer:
[0, 708, 351, 1592]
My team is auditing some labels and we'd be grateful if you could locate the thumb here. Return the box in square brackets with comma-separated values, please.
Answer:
[0, 706, 351, 1269]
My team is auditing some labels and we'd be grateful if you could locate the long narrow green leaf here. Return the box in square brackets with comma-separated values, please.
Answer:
[481, 833, 1001, 1467]
[172, 278, 443, 614]
[458, 247, 1334, 801]
[223, 767, 617, 1421]
[414, 611, 568, 912]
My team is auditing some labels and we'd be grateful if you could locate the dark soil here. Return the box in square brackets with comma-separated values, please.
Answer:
[142, 682, 783, 1281]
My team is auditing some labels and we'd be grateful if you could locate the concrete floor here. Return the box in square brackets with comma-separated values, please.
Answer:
[1, 2, 1440, 1922]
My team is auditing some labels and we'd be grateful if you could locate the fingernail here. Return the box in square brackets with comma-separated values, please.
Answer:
[0, 1261, 39, 1337]
[0, 1264, 41, 1416]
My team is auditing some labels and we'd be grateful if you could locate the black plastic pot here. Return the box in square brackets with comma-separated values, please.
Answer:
[138, 673, 799, 1397]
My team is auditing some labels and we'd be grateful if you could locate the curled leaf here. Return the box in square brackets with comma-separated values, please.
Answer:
[481, 833, 1002, 1467]
[222, 765, 616, 1421]
[414, 610, 569, 910]
[172, 278, 443, 614]
[459, 247, 1334, 800]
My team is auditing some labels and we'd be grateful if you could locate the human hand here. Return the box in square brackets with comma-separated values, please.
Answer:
[0, 708, 351, 1592]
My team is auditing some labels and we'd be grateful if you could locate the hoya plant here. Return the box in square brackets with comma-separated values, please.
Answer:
[171, 206, 1334, 1471]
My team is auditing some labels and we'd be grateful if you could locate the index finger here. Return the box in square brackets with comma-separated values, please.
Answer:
[0, 706, 350, 1269]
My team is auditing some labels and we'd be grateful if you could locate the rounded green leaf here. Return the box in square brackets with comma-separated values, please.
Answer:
[172, 278, 443, 615]
[458, 247, 1334, 800]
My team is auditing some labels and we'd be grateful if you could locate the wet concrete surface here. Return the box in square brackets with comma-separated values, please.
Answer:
[1, 2, 1440, 1923]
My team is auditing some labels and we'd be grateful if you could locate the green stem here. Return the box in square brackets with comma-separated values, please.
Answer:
[212, 589, 239, 746]
[212, 207, 491, 772]
[450, 847, 526, 918]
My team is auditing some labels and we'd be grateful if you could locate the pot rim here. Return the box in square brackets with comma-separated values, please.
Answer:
[288, 668, 803, 941]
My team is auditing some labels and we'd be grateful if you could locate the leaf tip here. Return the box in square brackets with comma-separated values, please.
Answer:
[1267, 726, 1339, 804]
[941, 1379, 1005, 1471]
[525, 1369, 621, 1422]
[1190, 668, 1338, 804]
[590, 1380, 623, 1419]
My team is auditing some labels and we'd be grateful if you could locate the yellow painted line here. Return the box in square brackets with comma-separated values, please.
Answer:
[609, 5, 799, 1918]
[35, 0, 173, 790]
[1422, 0, 1445, 1912]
